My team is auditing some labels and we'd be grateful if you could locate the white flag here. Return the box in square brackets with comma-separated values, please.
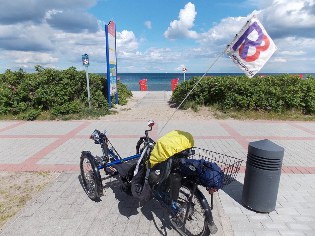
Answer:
[225, 15, 277, 78]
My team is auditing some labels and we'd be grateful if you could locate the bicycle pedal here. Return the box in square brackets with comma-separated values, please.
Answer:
[170, 201, 183, 217]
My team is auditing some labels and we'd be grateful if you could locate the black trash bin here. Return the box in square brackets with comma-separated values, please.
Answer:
[242, 139, 284, 213]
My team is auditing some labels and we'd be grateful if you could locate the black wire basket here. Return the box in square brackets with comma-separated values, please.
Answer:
[190, 147, 244, 187]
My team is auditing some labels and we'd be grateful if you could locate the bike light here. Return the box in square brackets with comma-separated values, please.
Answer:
[147, 120, 155, 127]
[90, 130, 99, 140]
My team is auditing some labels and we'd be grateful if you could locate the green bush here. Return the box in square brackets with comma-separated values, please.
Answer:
[0, 66, 132, 120]
[117, 81, 132, 105]
[171, 74, 315, 115]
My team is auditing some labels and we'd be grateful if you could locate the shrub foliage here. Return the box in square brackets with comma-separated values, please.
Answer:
[171, 74, 315, 114]
[0, 66, 132, 120]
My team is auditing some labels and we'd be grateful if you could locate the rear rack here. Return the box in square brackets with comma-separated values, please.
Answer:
[189, 147, 244, 210]
[190, 147, 244, 187]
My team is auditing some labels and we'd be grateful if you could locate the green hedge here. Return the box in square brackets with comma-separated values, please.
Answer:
[171, 74, 315, 114]
[0, 66, 132, 120]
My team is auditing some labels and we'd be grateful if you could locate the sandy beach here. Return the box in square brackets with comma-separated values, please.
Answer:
[104, 91, 215, 121]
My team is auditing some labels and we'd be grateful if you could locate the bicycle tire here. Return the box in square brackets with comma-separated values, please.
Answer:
[80, 151, 103, 201]
[170, 181, 211, 236]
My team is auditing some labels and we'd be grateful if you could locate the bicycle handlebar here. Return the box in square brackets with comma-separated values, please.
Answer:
[91, 120, 155, 152]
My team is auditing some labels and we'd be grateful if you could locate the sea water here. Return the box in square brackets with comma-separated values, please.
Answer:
[99, 73, 313, 91]
[117, 73, 243, 91]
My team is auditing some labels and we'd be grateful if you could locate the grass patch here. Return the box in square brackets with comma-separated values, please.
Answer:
[212, 107, 315, 121]
[0, 114, 17, 120]
[54, 107, 109, 120]
[51, 107, 109, 120]
[0, 108, 110, 121]
[0, 172, 56, 229]
[181, 103, 315, 121]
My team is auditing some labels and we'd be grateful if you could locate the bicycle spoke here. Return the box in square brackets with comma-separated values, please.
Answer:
[170, 184, 209, 236]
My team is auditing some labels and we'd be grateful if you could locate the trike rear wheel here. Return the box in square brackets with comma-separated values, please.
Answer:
[80, 152, 103, 201]
[171, 182, 210, 236]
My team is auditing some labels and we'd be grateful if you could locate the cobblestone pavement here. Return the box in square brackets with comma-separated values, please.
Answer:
[0, 91, 314, 235]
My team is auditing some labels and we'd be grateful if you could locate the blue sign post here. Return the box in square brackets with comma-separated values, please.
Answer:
[82, 53, 91, 108]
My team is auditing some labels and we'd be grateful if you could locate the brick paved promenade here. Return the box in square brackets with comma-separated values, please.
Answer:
[0, 91, 314, 235]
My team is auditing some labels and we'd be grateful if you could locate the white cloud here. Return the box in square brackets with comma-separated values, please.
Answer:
[5, 51, 58, 69]
[258, 36, 315, 72]
[46, 10, 98, 33]
[0, 14, 139, 71]
[0, 0, 106, 71]
[44, 9, 63, 20]
[273, 57, 287, 63]
[146, 48, 172, 61]
[117, 47, 187, 72]
[15, 52, 58, 64]
[144, 21, 152, 29]
[198, 16, 247, 45]
[0, 20, 107, 70]
[279, 50, 305, 56]
[164, 2, 198, 40]
[262, 0, 315, 27]
[116, 30, 139, 53]
[275, 36, 315, 55]
[55, 29, 106, 61]
[0, 23, 55, 51]
[255, 0, 315, 38]
[0, 0, 97, 25]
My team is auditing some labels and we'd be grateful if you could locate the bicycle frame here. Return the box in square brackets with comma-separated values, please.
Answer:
[90, 121, 154, 172]
[97, 153, 141, 170]
[91, 134, 141, 170]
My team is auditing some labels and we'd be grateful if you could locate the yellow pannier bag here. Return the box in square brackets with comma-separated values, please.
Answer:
[149, 130, 194, 167]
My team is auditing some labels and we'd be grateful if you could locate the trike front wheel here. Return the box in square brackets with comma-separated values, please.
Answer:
[80, 152, 103, 201]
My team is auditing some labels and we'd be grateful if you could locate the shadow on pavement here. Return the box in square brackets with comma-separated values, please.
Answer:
[78, 174, 173, 236]
[222, 179, 244, 205]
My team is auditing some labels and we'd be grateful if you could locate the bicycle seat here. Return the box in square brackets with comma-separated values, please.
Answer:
[112, 159, 138, 179]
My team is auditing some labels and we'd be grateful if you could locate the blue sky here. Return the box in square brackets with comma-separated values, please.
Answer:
[0, 0, 314, 73]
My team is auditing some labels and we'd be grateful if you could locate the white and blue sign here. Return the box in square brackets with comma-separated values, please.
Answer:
[82, 53, 89, 66]
[105, 21, 118, 107]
